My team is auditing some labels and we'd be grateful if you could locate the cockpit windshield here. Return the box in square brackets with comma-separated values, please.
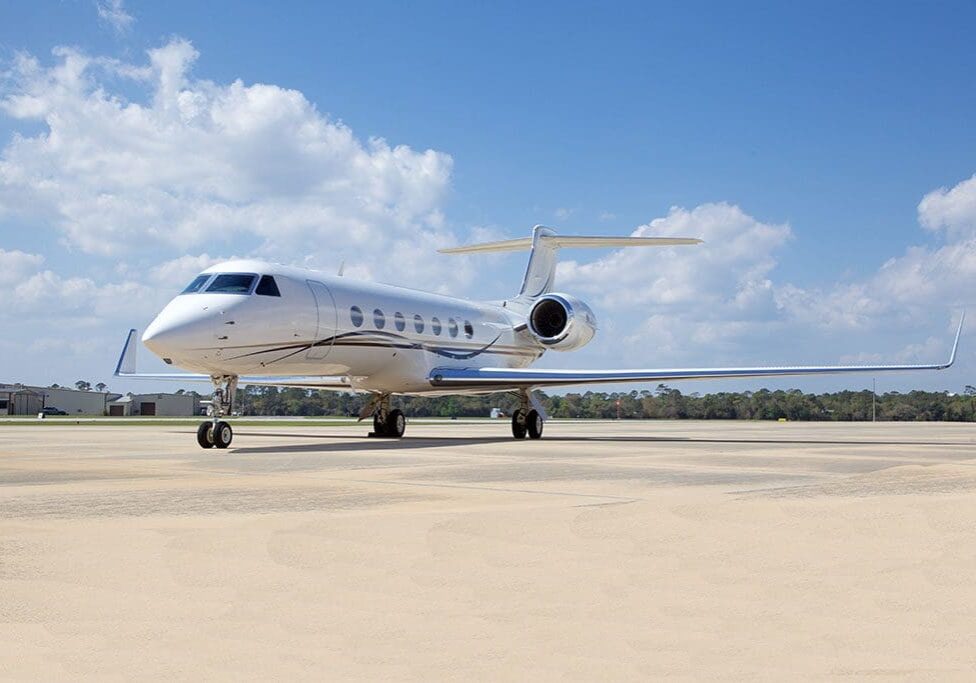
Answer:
[179, 272, 269, 295]
[181, 274, 211, 294]
[206, 273, 258, 294]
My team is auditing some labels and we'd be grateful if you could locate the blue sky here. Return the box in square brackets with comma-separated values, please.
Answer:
[1, 1, 975, 394]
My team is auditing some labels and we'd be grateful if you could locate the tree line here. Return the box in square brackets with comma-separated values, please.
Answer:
[231, 384, 976, 421]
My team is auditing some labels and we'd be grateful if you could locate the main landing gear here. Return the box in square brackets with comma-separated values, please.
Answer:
[511, 390, 544, 440]
[362, 393, 406, 438]
[197, 375, 238, 449]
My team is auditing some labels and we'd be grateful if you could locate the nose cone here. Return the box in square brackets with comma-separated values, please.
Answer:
[142, 298, 215, 358]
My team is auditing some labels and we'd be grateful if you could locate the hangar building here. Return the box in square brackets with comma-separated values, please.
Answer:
[0, 384, 119, 416]
[0, 387, 45, 415]
[107, 393, 200, 417]
[0, 383, 200, 417]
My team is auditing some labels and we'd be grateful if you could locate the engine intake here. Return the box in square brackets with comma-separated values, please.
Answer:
[527, 293, 597, 351]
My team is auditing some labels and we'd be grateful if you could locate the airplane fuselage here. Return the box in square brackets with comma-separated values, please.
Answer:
[128, 226, 960, 450]
[142, 260, 545, 394]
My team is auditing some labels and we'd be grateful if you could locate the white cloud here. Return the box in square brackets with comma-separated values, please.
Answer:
[918, 174, 976, 240]
[0, 248, 44, 285]
[95, 0, 135, 34]
[541, 203, 794, 367]
[557, 203, 791, 312]
[0, 36, 470, 386]
[148, 254, 222, 287]
[0, 38, 459, 288]
[6, 268, 155, 320]
[774, 174, 976, 336]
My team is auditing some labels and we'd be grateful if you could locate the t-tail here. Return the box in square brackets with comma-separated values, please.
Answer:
[438, 224, 702, 303]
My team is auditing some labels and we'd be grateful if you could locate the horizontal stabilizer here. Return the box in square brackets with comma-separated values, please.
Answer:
[438, 237, 534, 254]
[438, 234, 702, 254]
[440, 225, 703, 301]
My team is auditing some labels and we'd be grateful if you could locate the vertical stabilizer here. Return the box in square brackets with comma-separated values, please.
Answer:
[517, 225, 558, 301]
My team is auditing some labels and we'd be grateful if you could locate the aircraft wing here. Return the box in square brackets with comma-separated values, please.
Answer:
[429, 316, 964, 390]
[113, 329, 357, 390]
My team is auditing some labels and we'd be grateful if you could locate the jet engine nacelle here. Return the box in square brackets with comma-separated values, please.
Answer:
[527, 293, 597, 351]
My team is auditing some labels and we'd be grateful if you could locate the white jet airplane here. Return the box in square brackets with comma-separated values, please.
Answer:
[116, 226, 964, 448]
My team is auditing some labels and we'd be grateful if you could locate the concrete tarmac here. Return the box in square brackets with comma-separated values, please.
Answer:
[2, 420, 976, 680]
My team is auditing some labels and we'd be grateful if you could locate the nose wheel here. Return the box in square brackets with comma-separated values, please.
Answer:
[198, 375, 237, 449]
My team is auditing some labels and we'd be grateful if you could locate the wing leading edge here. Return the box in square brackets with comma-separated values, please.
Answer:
[112, 329, 355, 390]
[429, 316, 965, 390]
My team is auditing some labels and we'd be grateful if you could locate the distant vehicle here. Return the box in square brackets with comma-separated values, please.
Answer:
[42, 407, 67, 416]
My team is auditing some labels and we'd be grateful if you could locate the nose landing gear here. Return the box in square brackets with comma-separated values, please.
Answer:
[197, 375, 237, 449]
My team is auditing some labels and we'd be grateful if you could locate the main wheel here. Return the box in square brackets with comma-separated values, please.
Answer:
[373, 413, 388, 437]
[526, 410, 544, 440]
[385, 409, 406, 438]
[197, 422, 214, 449]
[213, 420, 233, 449]
[511, 410, 527, 439]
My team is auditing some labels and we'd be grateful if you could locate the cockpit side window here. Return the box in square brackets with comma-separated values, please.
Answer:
[205, 273, 257, 294]
[255, 275, 281, 297]
[181, 274, 212, 294]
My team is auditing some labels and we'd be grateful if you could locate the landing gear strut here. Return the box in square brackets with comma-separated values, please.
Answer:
[511, 390, 544, 440]
[362, 393, 406, 438]
[197, 375, 237, 449]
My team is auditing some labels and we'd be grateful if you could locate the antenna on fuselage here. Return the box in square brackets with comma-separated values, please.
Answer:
[337, 259, 345, 276]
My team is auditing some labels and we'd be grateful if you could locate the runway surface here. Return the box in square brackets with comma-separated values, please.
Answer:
[2, 420, 976, 679]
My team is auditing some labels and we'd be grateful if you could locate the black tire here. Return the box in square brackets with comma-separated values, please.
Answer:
[197, 422, 214, 449]
[511, 410, 527, 439]
[373, 413, 387, 437]
[527, 410, 544, 439]
[386, 409, 406, 438]
[213, 421, 233, 449]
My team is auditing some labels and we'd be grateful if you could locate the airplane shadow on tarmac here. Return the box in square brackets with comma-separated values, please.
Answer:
[221, 432, 970, 455]
[227, 434, 514, 455]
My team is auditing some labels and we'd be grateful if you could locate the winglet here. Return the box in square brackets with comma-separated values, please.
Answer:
[114, 328, 138, 376]
[945, 312, 965, 368]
